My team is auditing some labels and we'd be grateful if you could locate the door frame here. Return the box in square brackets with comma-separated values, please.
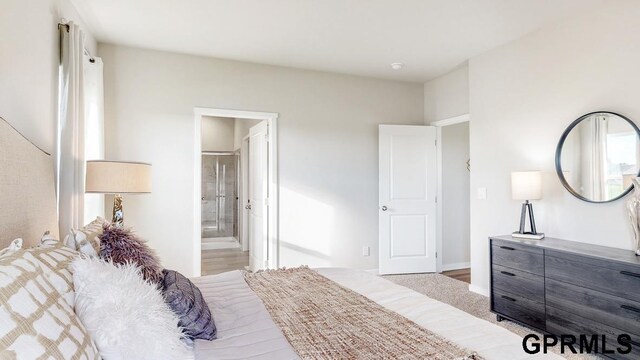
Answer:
[193, 107, 279, 276]
[240, 136, 249, 251]
[431, 114, 470, 273]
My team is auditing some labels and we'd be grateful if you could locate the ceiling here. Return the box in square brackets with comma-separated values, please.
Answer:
[71, 0, 604, 82]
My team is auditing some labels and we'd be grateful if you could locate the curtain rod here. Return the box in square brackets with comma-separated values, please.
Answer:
[58, 22, 96, 63]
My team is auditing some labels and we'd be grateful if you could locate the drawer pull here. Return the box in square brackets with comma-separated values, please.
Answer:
[500, 271, 516, 277]
[620, 270, 640, 279]
[501, 295, 517, 302]
[621, 304, 640, 314]
[500, 246, 515, 251]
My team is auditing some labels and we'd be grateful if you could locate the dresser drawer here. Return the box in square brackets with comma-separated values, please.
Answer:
[546, 251, 640, 303]
[492, 288, 545, 330]
[546, 278, 640, 337]
[546, 306, 640, 360]
[492, 264, 544, 302]
[491, 239, 544, 275]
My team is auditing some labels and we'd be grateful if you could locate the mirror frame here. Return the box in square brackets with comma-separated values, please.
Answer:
[555, 111, 640, 203]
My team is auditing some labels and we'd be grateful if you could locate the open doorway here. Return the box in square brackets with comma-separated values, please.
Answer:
[434, 115, 470, 281]
[194, 108, 278, 276]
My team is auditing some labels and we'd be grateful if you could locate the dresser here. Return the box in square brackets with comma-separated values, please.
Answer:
[490, 235, 640, 359]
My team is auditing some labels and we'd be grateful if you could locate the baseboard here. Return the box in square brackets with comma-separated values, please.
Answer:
[364, 268, 380, 275]
[468, 284, 489, 297]
[441, 262, 470, 272]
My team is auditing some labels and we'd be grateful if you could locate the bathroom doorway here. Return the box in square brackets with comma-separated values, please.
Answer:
[194, 107, 279, 276]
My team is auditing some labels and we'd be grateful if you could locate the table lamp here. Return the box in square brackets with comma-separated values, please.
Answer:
[511, 171, 544, 240]
[85, 161, 152, 227]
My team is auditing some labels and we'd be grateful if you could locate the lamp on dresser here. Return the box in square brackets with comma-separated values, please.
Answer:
[511, 171, 544, 240]
[85, 160, 152, 227]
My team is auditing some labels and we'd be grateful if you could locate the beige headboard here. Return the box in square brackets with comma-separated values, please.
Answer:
[0, 117, 58, 248]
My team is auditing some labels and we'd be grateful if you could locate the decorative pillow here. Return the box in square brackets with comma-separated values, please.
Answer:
[161, 269, 216, 340]
[2, 241, 79, 309]
[0, 246, 99, 359]
[99, 225, 163, 284]
[72, 257, 193, 360]
[41, 231, 59, 247]
[64, 217, 109, 256]
[0, 238, 22, 258]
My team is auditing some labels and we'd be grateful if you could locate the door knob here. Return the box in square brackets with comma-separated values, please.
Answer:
[201, 197, 205, 201]
[245, 204, 252, 210]
[381, 206, 388, 211]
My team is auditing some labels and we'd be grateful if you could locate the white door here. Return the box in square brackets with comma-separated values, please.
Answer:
[379, 125, 437, 275]
[248, 122, 268, 272]
[240, 137, 250, 252]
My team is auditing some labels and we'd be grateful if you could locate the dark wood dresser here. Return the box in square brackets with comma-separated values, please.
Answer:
[490, 235, 640, 359]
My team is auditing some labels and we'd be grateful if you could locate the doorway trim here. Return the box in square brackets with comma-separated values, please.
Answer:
[431, 114, 470, 273]
[193, 107, 279, 276]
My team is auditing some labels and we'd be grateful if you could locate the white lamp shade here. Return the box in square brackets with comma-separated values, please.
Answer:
[86, 161, 152, 194]
[511, 171, 542, 200]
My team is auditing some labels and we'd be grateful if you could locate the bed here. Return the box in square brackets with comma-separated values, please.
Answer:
[191, 268, 561, 360]
[0, 115, 561, 359]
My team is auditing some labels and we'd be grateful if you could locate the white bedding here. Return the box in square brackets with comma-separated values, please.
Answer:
[191, 271, 298, 359]
[192, 268, 562, 360]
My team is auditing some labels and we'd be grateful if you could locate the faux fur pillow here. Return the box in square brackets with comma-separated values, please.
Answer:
[99, 225, 163, 284]
[72, 257, 193, 360]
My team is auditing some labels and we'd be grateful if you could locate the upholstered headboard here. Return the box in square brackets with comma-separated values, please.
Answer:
[0, 117, 58, 248]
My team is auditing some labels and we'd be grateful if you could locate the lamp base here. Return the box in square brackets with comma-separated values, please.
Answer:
[512, 232, 545, 240]
[514, 200, 544, 240]
[112, 194, 123, 227]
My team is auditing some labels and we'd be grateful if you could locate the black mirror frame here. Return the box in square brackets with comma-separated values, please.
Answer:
[555, 111, 640, 204]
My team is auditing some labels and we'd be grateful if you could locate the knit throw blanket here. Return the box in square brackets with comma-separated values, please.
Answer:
[244, 267, 480, 360]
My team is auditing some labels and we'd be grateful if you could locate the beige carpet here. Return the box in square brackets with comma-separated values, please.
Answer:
[383, 273, 599, 360]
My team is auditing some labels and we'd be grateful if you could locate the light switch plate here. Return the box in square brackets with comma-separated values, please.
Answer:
[362, 246, 370, 256]
[477, 187, 487, 200]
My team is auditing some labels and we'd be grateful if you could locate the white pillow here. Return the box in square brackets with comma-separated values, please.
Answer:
[64, 217, 109, 257]
[64, 229, 98, 257]
[40, 231, 59, 247]
[71, 257, 193, 360]
[0, 238, 22, 257]
[0, 244, 99, 359]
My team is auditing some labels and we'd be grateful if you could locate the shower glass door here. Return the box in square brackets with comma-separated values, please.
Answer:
[202, 154, 238, 238]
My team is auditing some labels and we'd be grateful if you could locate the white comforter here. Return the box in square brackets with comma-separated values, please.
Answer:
[192, 268, 562, 360]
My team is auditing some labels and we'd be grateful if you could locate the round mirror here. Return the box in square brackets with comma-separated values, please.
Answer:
[556, 111, 640, 203]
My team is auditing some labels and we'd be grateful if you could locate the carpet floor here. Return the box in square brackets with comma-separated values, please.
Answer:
[383, 273, 599, 359]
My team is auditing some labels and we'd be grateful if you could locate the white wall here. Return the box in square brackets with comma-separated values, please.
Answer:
[101, 44, 424, 276]
[468, 0, 640, 294]
[441, 122, 470, 269]
[0, 0, 96, 154]
[424, 63, 469, 123]
[201, 116, 235, 151]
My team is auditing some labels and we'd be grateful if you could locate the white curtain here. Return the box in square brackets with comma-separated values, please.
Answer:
[589, 115, 608, 201]
[83, 57, 105, 224]
[58, 21, 104, 236]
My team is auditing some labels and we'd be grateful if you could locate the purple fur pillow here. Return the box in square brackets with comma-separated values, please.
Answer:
[99, 225, 164, 284]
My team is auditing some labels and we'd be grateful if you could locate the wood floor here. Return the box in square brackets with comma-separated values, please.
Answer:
[441, 268, 471, 283]
[201, 250, 470, 282]
[201, 247, 249, 276]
